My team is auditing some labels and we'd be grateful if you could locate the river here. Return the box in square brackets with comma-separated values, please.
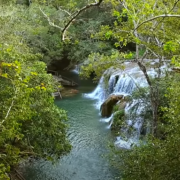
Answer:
[22, 71, 118, 180]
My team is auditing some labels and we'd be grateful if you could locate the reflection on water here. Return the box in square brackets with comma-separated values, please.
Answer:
[23, 71, 117, 180]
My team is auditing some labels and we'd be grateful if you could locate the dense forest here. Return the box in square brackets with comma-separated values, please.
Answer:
[1, 0, 180, 179]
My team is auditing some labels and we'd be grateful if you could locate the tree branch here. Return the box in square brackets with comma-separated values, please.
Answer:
[14, 169, 26, 180]
[134, 14, 180, 31]
[152, 0, 180, 31]
[170, 0, 180, 12]
[1, 82, 17, 126]
[61, 0, 103, 41]
[39, 7, 63, 30]
[39, 0, 103, 41]
[58, 6, 72, 17]
[1, 100, 14, 126]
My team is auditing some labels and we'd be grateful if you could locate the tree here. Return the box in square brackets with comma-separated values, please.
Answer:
[0, 2, 71, 179]
[0, 45, 71, 180]
[38, 0, 114, 68]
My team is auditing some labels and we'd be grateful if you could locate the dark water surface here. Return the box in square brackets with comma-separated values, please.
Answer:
[23, 71, 117, 180]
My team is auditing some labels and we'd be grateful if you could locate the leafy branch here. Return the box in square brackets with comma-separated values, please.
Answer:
[134, 14, 180, 32]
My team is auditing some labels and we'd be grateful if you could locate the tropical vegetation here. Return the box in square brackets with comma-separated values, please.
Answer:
[1, 0, 180, 179]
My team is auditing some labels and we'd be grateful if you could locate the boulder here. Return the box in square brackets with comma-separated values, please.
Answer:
[100, 95, 124, 117]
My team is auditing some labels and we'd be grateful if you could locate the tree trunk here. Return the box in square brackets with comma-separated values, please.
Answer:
[136, 52, 159, 136]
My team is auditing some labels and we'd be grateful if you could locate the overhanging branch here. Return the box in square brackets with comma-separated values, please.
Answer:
[170, 0, 180, 12]
[61, 0, 103, 41]
[40, 0, 103, 41]
[134, 14, 180, 32]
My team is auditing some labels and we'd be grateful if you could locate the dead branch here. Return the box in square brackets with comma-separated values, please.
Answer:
[40, 0, 103, 41]
[39, 7, 63, 30]
[61, 0, 103, 41]
[15, 169, 26, 180]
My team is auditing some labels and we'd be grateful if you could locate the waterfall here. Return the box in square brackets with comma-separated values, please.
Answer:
[114, 100, 145, 149]
[84, 61, 166, 149]
[71, 64, 81, 74]
[84, 63, 147, 108]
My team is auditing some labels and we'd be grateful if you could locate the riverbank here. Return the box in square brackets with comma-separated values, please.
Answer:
[21, 71, 118, 180]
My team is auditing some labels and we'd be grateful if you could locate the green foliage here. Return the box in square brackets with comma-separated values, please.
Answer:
[2, 0, 180, 179]
[0, 45, 71, 178]
[113, 104, 119, 112]
[0, 2, 72, 177]
[64, 4, 116, 66]
[131, 87, 150, 101]
[10, 4, 64, 66]
[111, 110, 125, 133]
[80, 51, 126, 81]
[163, 41, 179, 53]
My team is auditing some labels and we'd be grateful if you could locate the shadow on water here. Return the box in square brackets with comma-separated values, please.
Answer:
[22, 71, 119, 180]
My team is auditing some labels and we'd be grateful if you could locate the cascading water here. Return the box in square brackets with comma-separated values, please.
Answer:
[114, 100, 146, 149]
[71, 64, 82, 74]
[84, 62, 160, 149]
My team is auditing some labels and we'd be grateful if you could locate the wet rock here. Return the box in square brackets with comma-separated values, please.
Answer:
[100, 95, 124, 117]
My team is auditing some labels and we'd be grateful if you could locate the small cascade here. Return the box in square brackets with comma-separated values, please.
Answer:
[84, 61, 166, 149]
[100, 114, 114, 129]
[114, 75, 135, 94]
[84, 76, 107, 108]
[115, 100, 145, 149]
[71, 64, 81, 74]
[84, 63, 147, 107]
